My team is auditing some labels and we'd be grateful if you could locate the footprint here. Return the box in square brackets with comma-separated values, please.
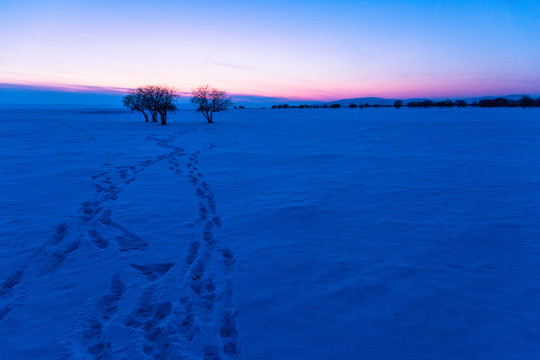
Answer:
[50, 223, 68, 246]
[0, 268, 25, 296]
[220, 310, 240, 356]
[115, 233, 148, 252]
[81, 201, 102, 220]
[38, 239, 81, 276]
[0, 303, 17, 321]
[204, 345, 221, 360]
[189, 260, 206, 294]
[96, 274, 126, 319]
[129, 263, 175, 280]
[88, 230, 108, 249]
[125, 286, 156, 329]
[80, 275, 125, 357]
[203, 222, 214, 244]
[219, 248, 235, 275]
[186, 242, 200, 265]
[91, 171, 108, 180]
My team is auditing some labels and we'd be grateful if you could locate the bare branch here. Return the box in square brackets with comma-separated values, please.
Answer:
[191, 85, 232, 123]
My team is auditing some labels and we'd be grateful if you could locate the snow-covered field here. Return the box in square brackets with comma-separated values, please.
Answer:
[1, 107, 539, 359]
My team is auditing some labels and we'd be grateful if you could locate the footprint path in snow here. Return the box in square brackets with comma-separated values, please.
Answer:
[1, 130, 241, 360]
[70, 274, 127, 359]
[0, 132, 184, 322]
[118, 139, 241, 359]
[182, 144, 241, 359]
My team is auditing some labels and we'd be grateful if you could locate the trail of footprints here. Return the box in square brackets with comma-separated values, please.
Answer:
[0, 146, 176, 327]
[0, 133, 241, 359]
[121, 139, 241, 359]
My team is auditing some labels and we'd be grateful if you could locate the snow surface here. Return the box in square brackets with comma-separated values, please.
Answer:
[1, 107, 539, 359]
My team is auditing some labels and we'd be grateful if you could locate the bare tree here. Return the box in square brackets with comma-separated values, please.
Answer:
[123, 85, 179, 125]
[123, 88, 150, 122]
[145, 87, 159, 123]
[145, 85, 179, 125]
[191, 85, 232, 123]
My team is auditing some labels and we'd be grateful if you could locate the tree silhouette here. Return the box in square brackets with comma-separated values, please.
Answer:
[191, 85, 232, 123]
[493, 97, 509, 107]
[421, 100, 434, 108]
[123, 85, 179, 125]
[519, 95, 535, 108]
[123, 88, 150, 122]
[455, 100, 468, 108]
[393, 100, 403, 109]
[146, 85, 178, 125]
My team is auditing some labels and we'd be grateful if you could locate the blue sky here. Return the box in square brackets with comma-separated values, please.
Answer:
[0, 0, 539, 102]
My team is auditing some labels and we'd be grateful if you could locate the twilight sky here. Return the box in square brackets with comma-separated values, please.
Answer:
[1, 0, 539, 101]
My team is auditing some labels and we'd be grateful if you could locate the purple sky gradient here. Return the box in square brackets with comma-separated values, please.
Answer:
[1, 0, 539, 101]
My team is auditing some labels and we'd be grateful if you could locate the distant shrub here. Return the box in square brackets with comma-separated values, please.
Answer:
[434, 100, 454, 108]
[349, 103, 357, 108]
[493, 98, 509, 107]
[479, 99, 494, 107]
[519, 95, 535, 108]
[421, 100, 434, 108]
[330, 104, 341, 108]
[455, 100, 468, 108]
[393, 100, 403, 109]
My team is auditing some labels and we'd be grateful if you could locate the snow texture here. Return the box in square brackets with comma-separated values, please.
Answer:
[0, 107, 539, 359]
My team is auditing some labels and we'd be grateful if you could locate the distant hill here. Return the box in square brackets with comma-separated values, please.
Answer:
[326, 97, 399, 106]
[322, 94, 537, 107]
[463, 95, 527, 103]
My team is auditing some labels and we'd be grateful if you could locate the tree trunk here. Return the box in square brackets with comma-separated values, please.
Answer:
[140, 111, 149, 122]
[160, 111, 167, 125]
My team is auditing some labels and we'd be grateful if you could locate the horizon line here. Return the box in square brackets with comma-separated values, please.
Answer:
[0, 81, 538, 104]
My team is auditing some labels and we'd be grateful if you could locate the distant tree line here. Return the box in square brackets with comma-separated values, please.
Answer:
[271, 102, 405, 109]
[405, 96, 539, 109]
[272, 103, 371, 109]
[406, 99, 467, 108]
[270, 95, 540, 110]
[123, 84, 232, 125]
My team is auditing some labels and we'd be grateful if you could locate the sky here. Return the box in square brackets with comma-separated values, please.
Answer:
[1, 0, 539, 103]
